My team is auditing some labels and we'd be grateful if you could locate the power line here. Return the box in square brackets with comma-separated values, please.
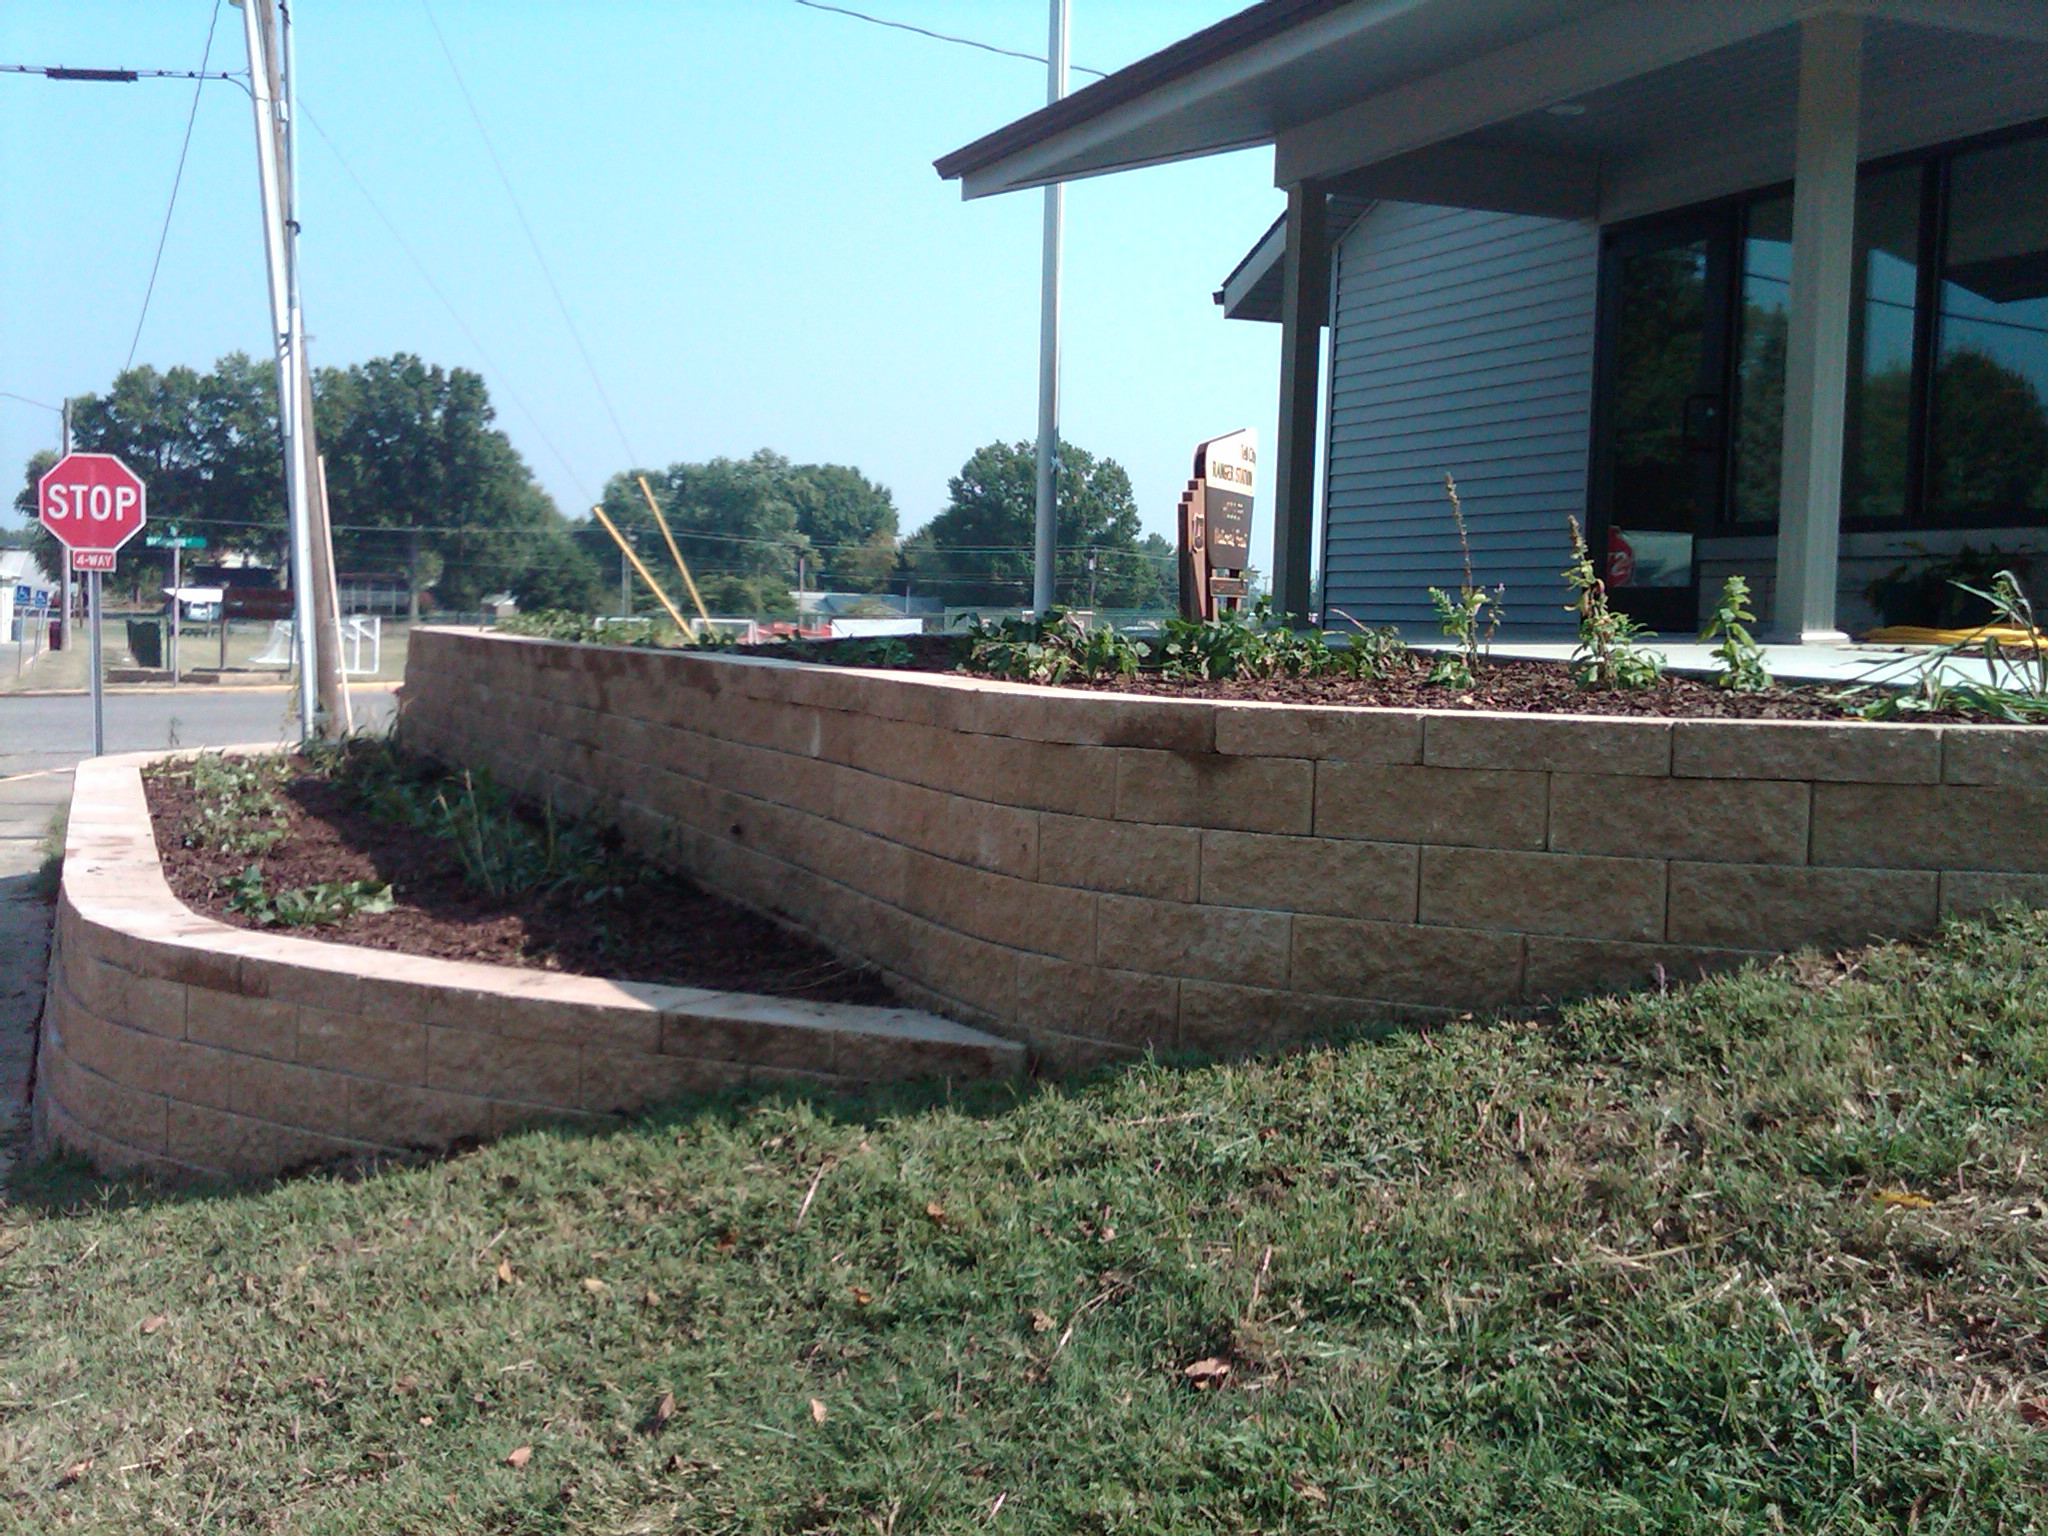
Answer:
[0, 62, 247, 85]
[0, 391, 61, 413]
[789, 1, 1107, 78]
[297, 101, 593, 499]
[417, 0, 640, 467]
[127, 0, 225, 372]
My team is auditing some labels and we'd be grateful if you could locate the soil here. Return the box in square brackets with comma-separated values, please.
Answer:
[144, 763, 897, 1006]
[756, 635, 1998, 722]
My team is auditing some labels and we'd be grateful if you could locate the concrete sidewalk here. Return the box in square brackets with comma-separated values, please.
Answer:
[0, 769, 69, 1186]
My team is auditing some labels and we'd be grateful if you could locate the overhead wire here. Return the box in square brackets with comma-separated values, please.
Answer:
[416, 0, 640, 468]
[0, 63, 247, 85]
[788, 2, 1108, 78]
[127, 0, 225, 371]
[298, 101, 591, 499]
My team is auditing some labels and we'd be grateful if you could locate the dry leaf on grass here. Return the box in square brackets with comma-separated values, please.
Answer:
[496, 1258, 515, 1285]
[809, 1398, 828, 1425]
[56, 1458, 92, 1488]
[1183, 1357, 1233, 1390]
[1875, 1189, 1935, 1209]
[504, 1445, 532, 1468]
[714, 1230, 738, 1252]
[925, 1201, 948, 1226]
[1291, 1476, 1329, 1504]
[849, 1286, 873, 1306]
[655, 1391, 676, 1424]
[1027, 1308, 1055, 1333]
[140, 1314, 166, 1335]
[2020, 1398, 2048, 1427]
[580, 1276, 607, 1294]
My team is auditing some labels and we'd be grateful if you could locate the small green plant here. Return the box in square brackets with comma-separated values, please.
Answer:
[794, 635, 913, 669]
[1851, 568, 2048, 721]
[220, 864, 393, 927]
[962, 610, 1147, 685]
[1562, 516, 1664, 690]
[1324, 611, 1408, 679]
[1699, 574, 1771, 691]
[1424, 475, 1504, 689]
[163, 752, 294, 856]
[499, 609, 669, 647]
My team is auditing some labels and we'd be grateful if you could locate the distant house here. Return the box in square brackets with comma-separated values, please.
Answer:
[939, 0, 2048, 640]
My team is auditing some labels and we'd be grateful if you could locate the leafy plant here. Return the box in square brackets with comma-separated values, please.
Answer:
[1848, 568, 2048, 721]
[793, 635, 913, 669]
[220, 864, 393, 927]
[1562, 516, 1664, 690]
[1699, 574, 1771, 691]
[498, 609, 668, 647]
[1424, 474, 1504, 689]
[1324, 610, 1409, 679]
[962, 609, 1147, 685]
[163, 752, 293, 856]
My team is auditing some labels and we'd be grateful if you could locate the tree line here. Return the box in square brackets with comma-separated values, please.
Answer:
[12, 352, 1174, 614]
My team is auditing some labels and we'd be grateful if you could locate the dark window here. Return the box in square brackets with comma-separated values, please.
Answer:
[1843, 165, 1923, 523]
[1929, 135, 2048, 523]
[1730, 197, 1792, 526]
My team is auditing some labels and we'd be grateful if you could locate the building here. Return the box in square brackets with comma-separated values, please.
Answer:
[937, 1, 2048, 641]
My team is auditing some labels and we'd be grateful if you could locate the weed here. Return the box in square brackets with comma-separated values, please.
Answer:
[793, 635, 913, 669]
[157, 752, 293, 856]
[29, 805, 67, 900]
[1563, 515, 1664, 690]
[1850, 569, 2048, 722]
[219, 863, 393, 927]
[1699, 574, 1771, 691]
[1425, 474, 1504, 688]
[498, 609, 670, 647]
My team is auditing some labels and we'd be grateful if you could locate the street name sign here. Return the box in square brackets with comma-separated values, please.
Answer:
[38, 451, 149, 569]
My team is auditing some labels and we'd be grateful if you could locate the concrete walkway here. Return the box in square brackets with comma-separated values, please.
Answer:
[0, 769, 70, 1185]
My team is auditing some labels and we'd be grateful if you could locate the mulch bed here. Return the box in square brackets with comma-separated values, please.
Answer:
[756, 636, 1985, 722]
[144, 763, 896, 1006]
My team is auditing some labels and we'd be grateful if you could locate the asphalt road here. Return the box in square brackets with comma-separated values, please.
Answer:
[0, 683, 397, 777]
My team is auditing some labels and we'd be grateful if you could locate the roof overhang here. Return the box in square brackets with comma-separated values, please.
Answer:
[1216, 194, 1376, 322]
[938, 0, 2048, 224]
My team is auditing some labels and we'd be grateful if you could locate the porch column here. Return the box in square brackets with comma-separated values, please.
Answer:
[1771, 11, 1863, 643]
[1271, 180, 1327, 625]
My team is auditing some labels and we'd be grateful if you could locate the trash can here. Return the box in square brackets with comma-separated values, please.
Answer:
[126, 617, 164, 669]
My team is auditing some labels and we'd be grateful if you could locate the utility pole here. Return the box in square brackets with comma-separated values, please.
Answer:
[1031, 0, 1070, 618]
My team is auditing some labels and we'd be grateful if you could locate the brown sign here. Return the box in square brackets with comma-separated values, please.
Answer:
[1178, 429, 1257, 621]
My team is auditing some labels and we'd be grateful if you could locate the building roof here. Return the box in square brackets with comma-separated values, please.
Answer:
[937, 0, 2048, 222]
[1215, 194, 1376, 322]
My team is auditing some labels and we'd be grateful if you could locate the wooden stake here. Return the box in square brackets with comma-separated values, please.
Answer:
[636, 475, 713, 632]
[590, 503, 690, 636]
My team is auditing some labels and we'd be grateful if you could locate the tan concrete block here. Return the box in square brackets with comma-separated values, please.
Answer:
[1419, 847, 1666, 942]
[830, 772, 1039, 880]
[1670, 719, 1940, 783]
[348, 1078, 495, 1149]
[1290, 916, 1525, 1009]
[1939, 870, 2048, 918]
[580, 1051, 749, 1115]
[1094, 895, 1291, 988]
[898, 851, 1095, 961]
[426, 1027, 582, 1108]
[932, 733, 1119, 819]
[226, 1055, 354, 1139]
[1812, 783, 2048, 872]
[38, 1094, 186, 1178]
[296, 1008, 427, 1083]
[121, 935, 244, 992]
[878, 912, 1021, 1020]
[1425, 713, 1672, 776]
[44, 1047, 169, 1153]
[1549, 775, 1809, 864]
[1200, 831, 1418, 920]
[186, 988, 296, 1059]
[167, 1101, 364, 1178]
[107, 968, 191, 1039]
[1177, 980, 1408, 1058]
[1523, 937, 1768, 1000]
[60, 998, 235, 1112]
[1942, 726, 2048, 786]
[1212, 705, 1423, 764]
[1039, 812, 1199, 902]
[966, 687, 1216, 754]
[1115, 749, 1314, 834]
[828, 1016, 1027, 1083]
[1014, 954, 1178, 1049]
[232, 947, 369, 1013]
[1315, 763, 1547, 849]
[487, 1100, 616, 1139]
[1021, 1026, 1144, 1076]
[1666, 863, 1940, 950]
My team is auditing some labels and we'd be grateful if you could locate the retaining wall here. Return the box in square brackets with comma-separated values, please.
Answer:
[399, 628, 2048, 1070]
[34, 753, 1020, 1180]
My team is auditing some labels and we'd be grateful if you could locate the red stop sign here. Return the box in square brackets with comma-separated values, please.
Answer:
[38, 452, 148, 554]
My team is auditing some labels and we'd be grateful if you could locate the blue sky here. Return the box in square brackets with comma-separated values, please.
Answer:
[1, 2, 1288, 557]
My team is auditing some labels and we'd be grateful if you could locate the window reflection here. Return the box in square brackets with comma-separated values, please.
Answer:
[1730, 198, 1792, 525]
[1931, 136, 2048, 522]
[1844, 167, 1922, 522]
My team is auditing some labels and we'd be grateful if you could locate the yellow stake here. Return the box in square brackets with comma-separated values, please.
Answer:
[637, 474, 713, 633]
[589, 502, 690, 637]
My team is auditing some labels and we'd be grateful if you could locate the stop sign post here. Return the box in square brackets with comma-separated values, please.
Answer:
[38, 452, 149, 757]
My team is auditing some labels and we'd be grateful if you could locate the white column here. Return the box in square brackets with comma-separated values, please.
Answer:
[1771, 10, 1863, 643]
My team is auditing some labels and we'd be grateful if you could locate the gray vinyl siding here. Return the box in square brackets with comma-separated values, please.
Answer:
[1319, 201, 1598, 637]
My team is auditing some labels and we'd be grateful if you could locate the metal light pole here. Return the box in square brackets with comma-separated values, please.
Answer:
[1031, 0, 1069, 617]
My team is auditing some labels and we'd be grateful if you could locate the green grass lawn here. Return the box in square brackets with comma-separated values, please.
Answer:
[4, 913, 2047, 1533]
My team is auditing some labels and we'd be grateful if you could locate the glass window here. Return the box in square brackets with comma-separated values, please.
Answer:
[1929, 135, 2048, 522]
[1844, 166, 1923, 522]
[1729, 198, 1792, 525]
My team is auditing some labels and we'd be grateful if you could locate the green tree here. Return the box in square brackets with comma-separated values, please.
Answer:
[909, 439, 1170, 610]
[784, 462, 898, 592]
[315, 354, 579, 614]
[1930, 347, 2048, 520]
